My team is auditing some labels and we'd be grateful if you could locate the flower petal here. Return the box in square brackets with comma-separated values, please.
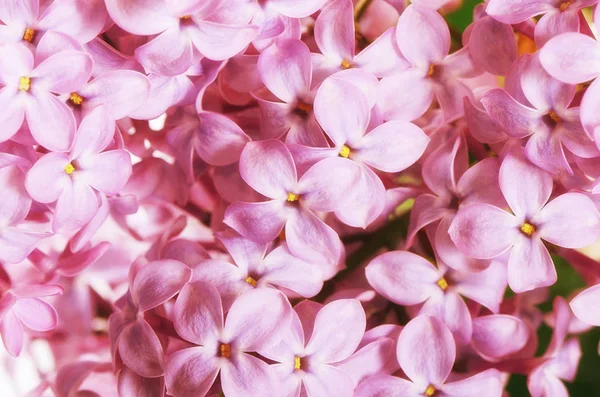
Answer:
[377, 70, 434, 121]
[223, 200, 286, 244]
[486, 0, 553, 23]
[13, 298, 58, 332]
[25, 92, 76, 152]
[440, 369, 503, 397]
[396, 5, 449, 66]
[220, 353, 278, 397]
[302, 365, 355, 397]
[104, 0, 174, 35]
[268, 0, 328, 18]
[131, 259, 192, 312]
[539, 32, 600, 84]
[469, 16, 517, 76]
[135, 27, 195, 76]
[480, 88, 541, 139]
[570, 284, 600, 326]
[173, 281, 223, 345]
[76, 150, 132, 195]
[118, 368, 165, 397]
[53, 181, 99, 233]
[314, 0, 354, 61]
[25, 151, 71, 203]
[472, 315, 530, 361]
[0, 310, 23, 357]
[507, 236, 556, 293]
[354, 376, 422, 397]
[165, 347, 220, 397]
[194, 112, 250, 166]
[32, 51, 93, 94]
[334, 165, 386, 228]
[118, 319, 164, 378]
[188, 21, 258, 61]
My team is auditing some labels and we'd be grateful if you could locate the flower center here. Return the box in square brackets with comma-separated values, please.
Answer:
[559, 1, 573, 11]
[245, 276, 257, 287]
[19, 76, 31, 91]
[548, 109, 561, 125]
[23, 27, 36, 42]
[294, 356, 301, 370]
[339, 145, 351, 158]
[520, 222, 536, 236]
[341, 59, 353, 70]
[287, 193, 299, 202]
[70, 92, 84, 106]
[293, 101, 313, 119]
[64, 163, 75, 174]
[427, 64, 436, 77]
[425, 385, 436, 396]
[220, 343, 231, 358]
[436, 278, 448, 291]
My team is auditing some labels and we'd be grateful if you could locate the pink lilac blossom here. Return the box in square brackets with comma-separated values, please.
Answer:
[3, 1, 600, 397]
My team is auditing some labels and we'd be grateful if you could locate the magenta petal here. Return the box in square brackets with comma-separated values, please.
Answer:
[305, 299, 366, 363]
[188, 21, 258, 61]
[396, 5, 450, 66]
[535, 193, 600, 248]
[194, 112, 250, 166]
[25, 92, 76, 152]
[314, 0, 354, 61]
[472, 315, 530, 361]
[355, 120, 429, 173]
[257, 39, 311, 104]
[0, 310, 23, 357]
[239, 139, 297, 199]
[118, 319, 164, 378]
[366, 251, 441, 306]
[131, 259, 192, 312]
[480, 88, 541, 139]
[224, 288, 291, 351]
[508, 236, 556, 293]
[570, 284, 600, 326]
[440, 369, 503, 397]
[499, 149, 553, 218]
[117, 368, 164, 397]
[13, 298, 58, 332]
[355, 375, 422, 397]
[165, 347, 220, 397]
[173, 282, 223, 345]
[220, 353, 277, 397]
[397, 315, 455, 389]
[223, 200, 286, 244]
[539, 32, 600, 84]
[449, 203, 519, 259]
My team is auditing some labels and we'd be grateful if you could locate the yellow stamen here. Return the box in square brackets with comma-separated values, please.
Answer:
[64, 163, 75, 174]
[278, 229, 286, 241]
[339, 145, 351, 158]
[70, 92, 84, 106]
[220, 343, 231, 358]
[427, 64, 435, 77]
[549, 110, 561, 124]
[425, 385, 436, 396]
[294, 356, 301, 370]
[559, 1, 573, 11]
[341, 59, 353, 70]
[181, 15, 191, 20]
[287, 193, 299, 202]
[19, 76, 31, 91]
[520, 222, 536, 236]
[436, 278, 448, 291]
[23, 27, 35, 42]
[245, 276, 257, 287]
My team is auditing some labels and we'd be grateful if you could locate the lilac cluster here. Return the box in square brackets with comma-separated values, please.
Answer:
[2, 0, 600, 396]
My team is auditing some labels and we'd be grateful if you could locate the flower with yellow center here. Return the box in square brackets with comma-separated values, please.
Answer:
[245, 276, 257, 287]
[339, 145, 351, 158]
[559, 0, 573, 11]
[19, 76, 31, 91]
[287, 193, 299, 202]
[436, 278, 448, 291]
[427, 64, 435, 77]
[548, 110, 561, 125]
[294, 356, 301, 370]
[341, 59, 353, 69]
[23, 27, 35, 42]
[520, 222, 535, 236]
[220, 343, 231, 358]
[425, 385, 436, 396]
[70, 92, 84, 106]
[64, 163, 75, 175]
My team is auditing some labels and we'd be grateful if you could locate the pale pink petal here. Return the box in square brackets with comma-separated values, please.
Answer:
[76, 150, 132, 195]
[104, 0, 175, 35]
[314, 0, 354, 61]
[434, 75, 473, 121]
[397, 315, 455, 389]
[0, 44, 34, 84]
[257, 39, 311, 104]
[508, 236, 556, 293]
[469, 16, 517, 76]
[354, 27, 411, 78]
[485, 0, 553, 23]
[188, 21, 258, 61]
[0, 229, 48, 264]
[520, 53, 575, 112]
[407, 194, 450, 245]
[131, 259, 192, 312]
[366, 251, 441, 305]
[38, 0, 108, 44]
[135, 28, 195, 76]
[471, 315, 530, 361]
[173, 282, 223, 345]
[223, 200, 286, 244]
[25, 92, 76, 152]
[71, 106, 115, 158]
[449, 204, 519, 259]
[336, 337, 396, 386]
[439, 292, 472, 346]
[579, 78, 600, 138]
[534, 8, 580, 47]
[217, 231, 266, 272]
[32, 51, 93, 94]
[440, 369, 503, 397]
[423, 136, 466, 198]
[118, 319, 164, 378]
[194, 112, 250, 166]
[298, 157, 361, 212]
[457, 157, 504, 208]
[220, 353, 277, 397]
[25, 152, 71, 203]
[0, 88, 24, 143]
[305, 299, 366, 363]
[0, 310, 23, 356]
[525, 127, 572, 175]
[499, 149, 553, 217]
[334, 165, 385, 228]
[435, 216, 491, 273]
[535, 193, 600, 248]
[354, 121, 429, 173]
[0, 0, 38, 24]
[314, 77, 370, 147]
[463, 98, 507, 144]
[377, 69, 433, 122]
[53, 181, 99, 233]
[454, 260, 507, 313]
[480, 88, 541, 139]
[224, 288, 291, 351]
[354, 376, 422, 397]
[239, 139, 297, 199]
[396, 4, 450, 66]
[13, 298, 58, 332]
[570, 284, 600, 326]
[285, 207, 342, 265]
[269, 0, 328, 18]
[539, 32, 600, 84]
[118, 368, 165, 397]
[165, 347, 220, 397]
[302, 365, 355, 397]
